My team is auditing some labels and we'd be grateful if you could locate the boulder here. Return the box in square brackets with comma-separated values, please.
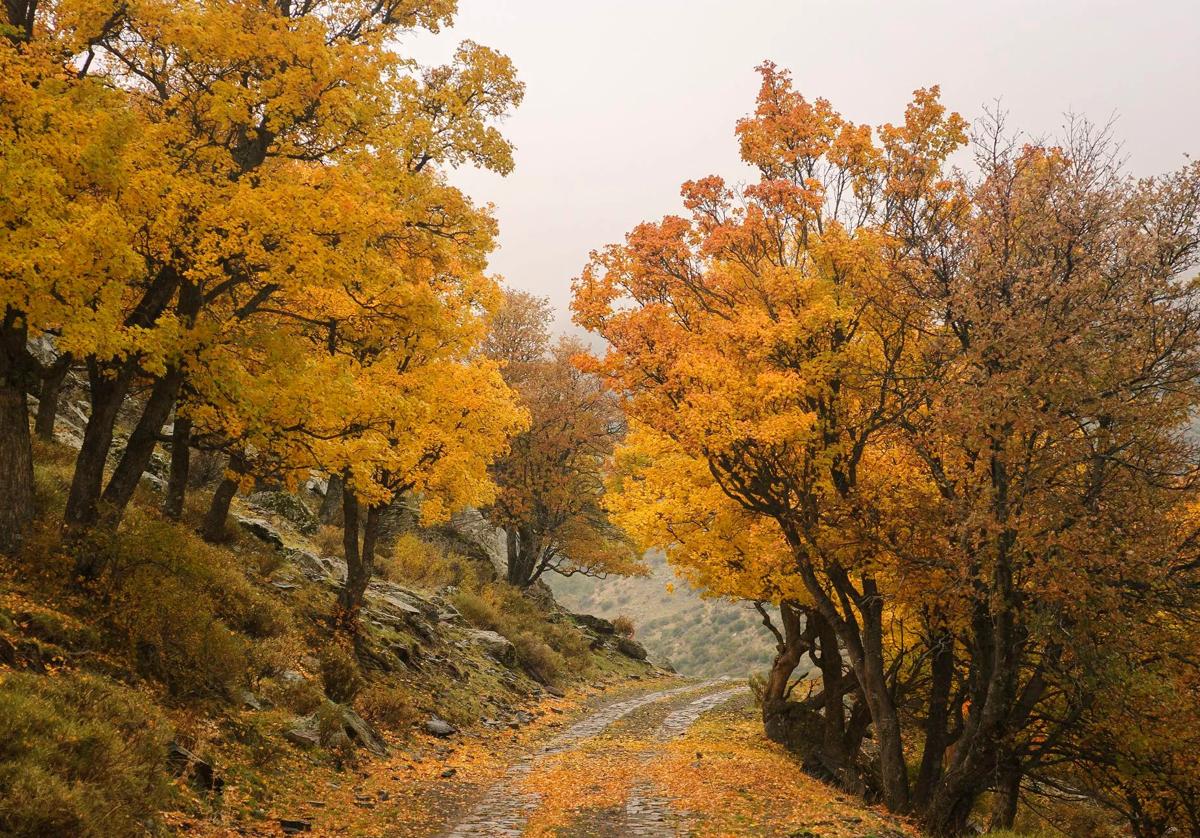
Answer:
[166, 742, 222, 792]
[284, 727, 321, 749]
[288, 549, 346, 583]
[467, 629, 516, 667]
[573, 613, 616, 635]
[249, 490, 320, 535]
[286, 705, 388, 756]
[424, 717, 456, 738]
[337, 705, 389, 756]
[616, 636, 648, 661]
[235, 516, 285, 549]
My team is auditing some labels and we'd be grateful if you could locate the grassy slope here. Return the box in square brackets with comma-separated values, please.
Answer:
[547, 552, 777, 678]
[0, 438, 661, 836]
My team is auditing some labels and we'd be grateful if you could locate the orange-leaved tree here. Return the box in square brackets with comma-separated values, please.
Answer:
[575, 62, 1200, 834]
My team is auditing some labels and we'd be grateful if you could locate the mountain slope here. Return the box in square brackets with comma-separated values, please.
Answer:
[547, 553, 777, 678]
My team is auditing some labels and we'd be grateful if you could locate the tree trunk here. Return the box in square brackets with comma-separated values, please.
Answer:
[337, 487, 380, 630]
[506, 525, 538, 586]
[66, 274, 196, 540]
[0, 329, 35, 553]
[988, 757, 1022, 832]
[781, 527, 911, 813]
[761, 601, 808, 742]
[319, 472, 343, 525]
[64, 359, 135, 531]
[200, 456, 243, 543]
[163, 416, 190, 520]
[915, 631, 955, 809]
[34, 359, 69, 441]
[99, 365, 182, 519]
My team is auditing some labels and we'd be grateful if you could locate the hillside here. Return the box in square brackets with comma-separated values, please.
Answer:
[547, 553, 777, 678]
[0, 430, 668, 836]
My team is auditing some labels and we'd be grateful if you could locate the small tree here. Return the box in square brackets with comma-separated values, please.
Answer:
[485, 291, 644, 587]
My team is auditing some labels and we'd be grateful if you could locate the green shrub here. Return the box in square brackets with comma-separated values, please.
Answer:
[313, 525, 343, 557]
[357, 681, 419, 731]
[0, 672, 173, 838]
[452, 584, 593, 679]
[262, 674, 324, 715]
[103, 511, 293, 699]
[512, 632, 565, 685]
[319, 643, 362, 704]
[451, 588, 502, 632]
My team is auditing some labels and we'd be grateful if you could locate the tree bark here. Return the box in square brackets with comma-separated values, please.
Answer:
[505, 524, 539, 586]
[337, 486, 380, 629]
[787, 533, 912, 814]
[200, 453, 244, 543]
[915, 631, 955, 809]
[163, 416, 190, 520]
[319, 472, 344, 525]
[761, 601, 808, 740]
[34, 359, 69, 441]
[0, 310, 35, 554]
[98, 365, 182, 516]
[988, 757, 1022, 832]
[64, 358, 135, 531]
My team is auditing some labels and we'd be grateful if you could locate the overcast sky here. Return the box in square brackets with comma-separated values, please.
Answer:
[409, 0, 1199, 333]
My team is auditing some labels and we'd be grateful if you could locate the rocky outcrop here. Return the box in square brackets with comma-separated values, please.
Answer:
[235, 516, 285, 549]
[285, 703, 388, 756]
[616, 636, 649, 661]
[248, 490, 320, 535]
[467, 629, 517, 666]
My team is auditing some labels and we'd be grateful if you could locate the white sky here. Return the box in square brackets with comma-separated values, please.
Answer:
[408, 0, 1199, 333]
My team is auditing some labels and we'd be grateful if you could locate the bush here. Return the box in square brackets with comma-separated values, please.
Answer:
[0, 672, 173, 837]
[98, 512, 296, 700]
[356, 681, 418, 731]
[313, 525, 343, 557]
[380, 533, 484, 590]
[612, 614, 636, 638]
[263, 674, 324, 715]
[319, 643, 362, 704]
[451, 589, 502, 632]
[512, 633, 565, 685]
[451, 584, 594, 679]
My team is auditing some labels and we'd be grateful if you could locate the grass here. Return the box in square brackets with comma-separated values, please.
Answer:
[0, 671, 174, 838]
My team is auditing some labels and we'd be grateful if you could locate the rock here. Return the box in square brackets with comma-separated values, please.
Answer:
[235, 516, 284, 549]
[573, 613, 616, 635]
[248, 490, 320, 535]
[546, 685, 566, 698]
[616, 636, 648, 661]
[467, 629, 516, 666]
[440, 767, 457, 778]
[279, 669, 306, 684]
[424, 717, 457, 738]
[288, 549, 346, 583]
[278, 818, 313, 834]
[287, 705, 388, 756]
[240, 690, 264, 711]
[337, 706, 389, 756]
[285, 727, 321, 749]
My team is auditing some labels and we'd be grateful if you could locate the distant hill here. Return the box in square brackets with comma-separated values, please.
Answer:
[546, 553, 777, 678]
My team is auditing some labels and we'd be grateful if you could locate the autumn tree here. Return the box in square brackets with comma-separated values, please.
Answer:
[608, 425, 871, 791]
[576, 63, 1200, 834]
[484, 290, 644, 588]
[0, 0, 139, 550]
[1, 0, 526, 585]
